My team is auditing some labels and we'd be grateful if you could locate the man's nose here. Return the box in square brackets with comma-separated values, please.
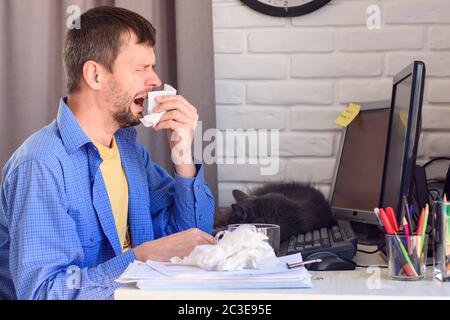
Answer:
[145, 70, 162, 89]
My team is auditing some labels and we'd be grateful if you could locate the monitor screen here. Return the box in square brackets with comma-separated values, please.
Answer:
[381, 62, 425, 221]
[381, 75, 412, 213]
[330, 61, 426, 228]
[331, 105, 390, 224]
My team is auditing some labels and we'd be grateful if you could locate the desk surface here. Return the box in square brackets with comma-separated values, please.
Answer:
[114, 246, 450, 300]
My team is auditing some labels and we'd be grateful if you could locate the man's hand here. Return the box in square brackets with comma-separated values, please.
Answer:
[133, 228, 215, 262]
[153, 95, 199, 178]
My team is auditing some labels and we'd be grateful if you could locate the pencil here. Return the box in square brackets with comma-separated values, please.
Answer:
[419, 204, 429, 257]
[403, 217, 411, 254]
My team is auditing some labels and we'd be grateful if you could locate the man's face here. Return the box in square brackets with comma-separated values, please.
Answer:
[103, 32, 161, 128]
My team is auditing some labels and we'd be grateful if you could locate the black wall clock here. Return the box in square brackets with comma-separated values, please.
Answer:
[241, 0, 332, 17]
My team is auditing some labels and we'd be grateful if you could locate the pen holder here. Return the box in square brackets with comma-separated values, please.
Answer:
[432, 200, 450, 282]
[386, 234, 428, 281]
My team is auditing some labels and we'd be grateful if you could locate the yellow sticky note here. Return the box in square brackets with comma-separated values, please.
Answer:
[335, 103, 361, 127]
[399, 110, 408, 129]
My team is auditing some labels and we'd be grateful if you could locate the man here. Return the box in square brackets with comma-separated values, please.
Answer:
[0, 6, 215, 300]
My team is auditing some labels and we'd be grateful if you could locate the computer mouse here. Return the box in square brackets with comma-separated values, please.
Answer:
[304, 251, 356, 271]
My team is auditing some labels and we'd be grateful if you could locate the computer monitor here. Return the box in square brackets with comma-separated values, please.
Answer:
[380, 61, 426, 223]
[330, 101, 390, 225]
[330, 61, 426, 232]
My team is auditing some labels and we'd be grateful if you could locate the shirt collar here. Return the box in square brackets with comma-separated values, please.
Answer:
[56, 97, 138, 154]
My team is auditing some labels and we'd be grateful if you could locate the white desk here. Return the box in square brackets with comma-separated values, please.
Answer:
[114, 246, 450, 300]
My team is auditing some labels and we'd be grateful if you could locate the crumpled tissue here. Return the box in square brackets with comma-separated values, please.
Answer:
[170, 225, 278, 271]
[140, 84, 177, 128]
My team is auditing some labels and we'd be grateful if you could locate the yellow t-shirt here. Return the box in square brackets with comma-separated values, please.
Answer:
[93, 137, 130, 252]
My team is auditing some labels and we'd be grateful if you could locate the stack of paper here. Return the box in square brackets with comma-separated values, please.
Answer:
[116, 253, 312, 290]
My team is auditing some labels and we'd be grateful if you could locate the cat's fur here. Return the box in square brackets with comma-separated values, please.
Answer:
[214, 182, 336, 242]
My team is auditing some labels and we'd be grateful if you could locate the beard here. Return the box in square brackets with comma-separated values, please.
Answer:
[107, 80, 144, 129]
[113, 104, 141, 129]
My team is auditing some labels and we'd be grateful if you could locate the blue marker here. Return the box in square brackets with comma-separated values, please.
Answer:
[409, 203, 415, 229]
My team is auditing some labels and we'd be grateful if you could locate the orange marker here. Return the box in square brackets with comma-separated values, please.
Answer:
[416, 207, 425, 236]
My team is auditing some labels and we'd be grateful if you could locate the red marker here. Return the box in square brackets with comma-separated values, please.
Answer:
[379, 208, 395, 235]
[403, 263, 415, 277]
[386, 207, 399, 232]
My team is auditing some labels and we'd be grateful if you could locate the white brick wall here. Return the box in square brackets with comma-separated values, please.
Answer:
[213, 0, 450, 208]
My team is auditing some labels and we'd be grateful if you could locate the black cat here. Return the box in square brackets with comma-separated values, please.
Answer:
[215, 182, 336, 242]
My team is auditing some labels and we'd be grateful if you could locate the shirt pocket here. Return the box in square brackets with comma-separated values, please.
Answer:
[69, 208, 106, 248]
[79, 226, 105, 248]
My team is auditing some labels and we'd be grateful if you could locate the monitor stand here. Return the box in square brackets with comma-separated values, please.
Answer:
[350, 221, 384, 246]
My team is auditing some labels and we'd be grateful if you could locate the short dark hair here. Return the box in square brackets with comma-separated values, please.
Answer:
[64, 6, 156, 93]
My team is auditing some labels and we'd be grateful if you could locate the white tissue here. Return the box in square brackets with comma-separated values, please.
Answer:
[140, 84, 177, 128]
[140, 113, 165, 128]
[170, 225, 277, 271]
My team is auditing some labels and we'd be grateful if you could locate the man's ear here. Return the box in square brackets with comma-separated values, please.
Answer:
[82, 60, 103, 90]
[232, 189, 249, 202]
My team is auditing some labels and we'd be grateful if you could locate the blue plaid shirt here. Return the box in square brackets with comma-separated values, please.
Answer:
[0, 98, 214, 300]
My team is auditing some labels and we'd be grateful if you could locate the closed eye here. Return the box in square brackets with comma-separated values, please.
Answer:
[136, 64, 155, 72]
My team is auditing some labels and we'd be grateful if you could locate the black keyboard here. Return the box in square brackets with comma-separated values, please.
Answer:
[279, 221, 358, 260]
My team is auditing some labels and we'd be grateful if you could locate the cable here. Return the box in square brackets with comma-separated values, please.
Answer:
[357, 244, 385, 255]
[428, 189, 441, 201]
[356, 264, 388, 269]
[429, 188, 441, 193]
[423, 157, 450, 169]
[427, 178, 446, 184]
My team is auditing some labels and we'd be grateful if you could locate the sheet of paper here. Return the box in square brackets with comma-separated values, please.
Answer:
[136, 276, 312, 290]
[147, 253, 306, 278]
[116, 253, 313, 289]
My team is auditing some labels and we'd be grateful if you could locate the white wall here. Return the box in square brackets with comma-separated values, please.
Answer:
[213, 0, 450, 208]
